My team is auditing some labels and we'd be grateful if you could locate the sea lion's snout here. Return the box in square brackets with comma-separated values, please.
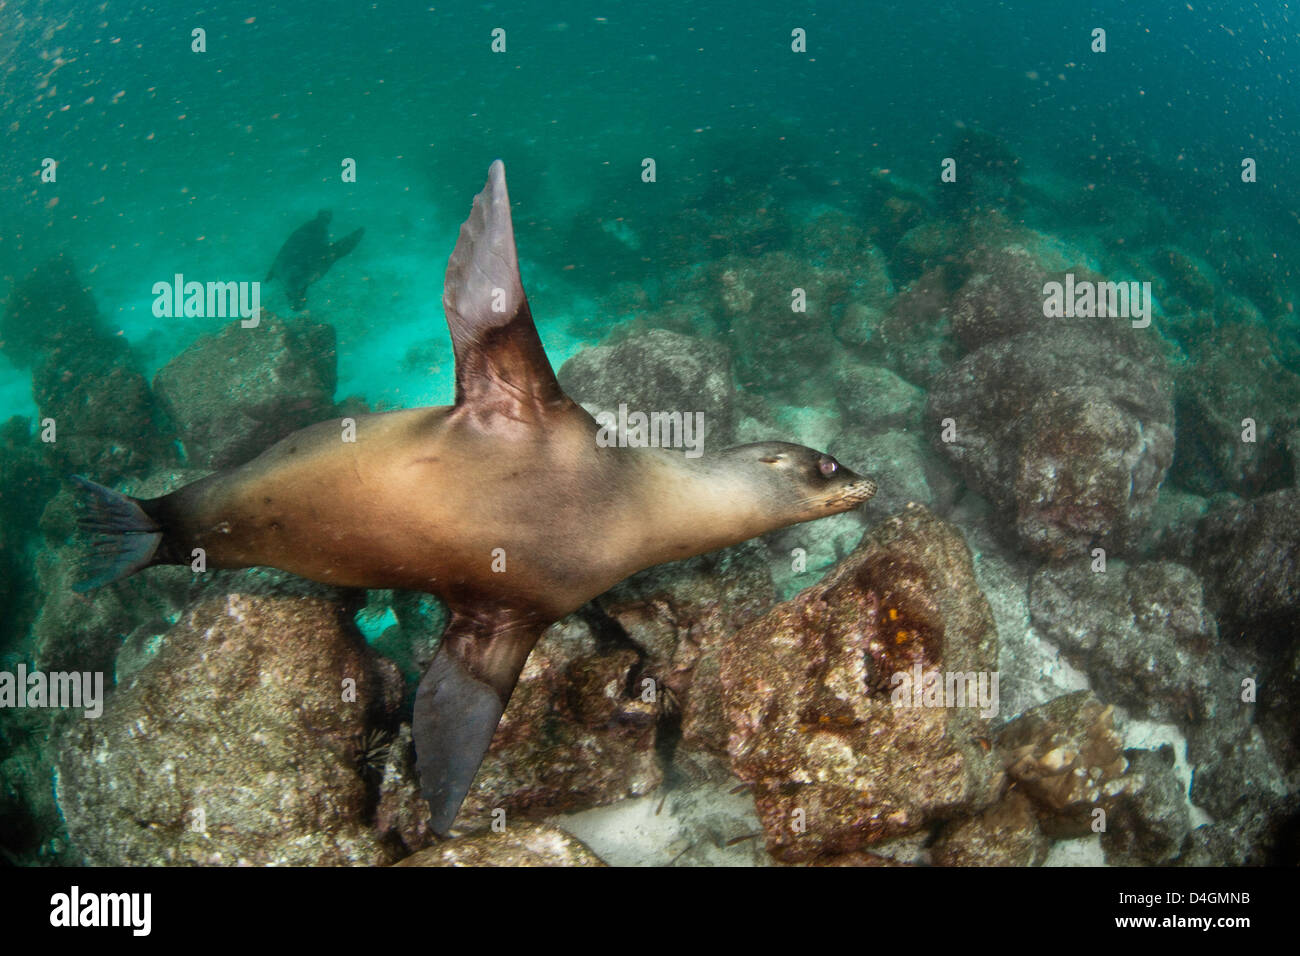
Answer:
[816, 461, 877, 512]
[831, 475, 879, 509]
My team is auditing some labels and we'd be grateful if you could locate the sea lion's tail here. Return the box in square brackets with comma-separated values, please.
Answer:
[413, 613, 545, 836]
[329, 227, 364, 265]
[67, 476, 163, 593]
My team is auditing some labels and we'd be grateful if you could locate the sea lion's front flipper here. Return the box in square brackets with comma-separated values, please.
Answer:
[442, 160, 570, 423]
[413, 611, 547, 835]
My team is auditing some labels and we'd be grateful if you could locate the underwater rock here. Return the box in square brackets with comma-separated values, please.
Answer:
[0, 711, 76, 864]
[946, 242, 1061, 350]
[367, 617, 663, 838]
[1171, 326, 1300, 496]
[927, 328, 1175, 557]
[1194, 488, 1300, 629]
[152, 315, 338, 470]
[5, 255, 168, 481]
[893, 220, 960, 283]
[928, 791, 1050, 867]
[1099, 746, 1192, 866]
[32, 332, 169, 483]
[393, 822, 605, 867]
[719, 251, 838, 399]
[1186, 722, 1291, 822]
[30, 544, 148, 677]
[721, 505, 1000, 863]
[372, 724, 436, 852]
[832, 300, 885, 349]
[1261, 637, 1300, 772]
[876, 266, 961, 389]
[1177, 795, 1300, 866]
[0, 416, 54, 648]
[765, 511, 869, 602]
[55, 593, 403, 865]
[1181, 719, 1299, 864]
[714, 239, 880, 400]
[791, 209, 895, 309]
[692, 174, 794, 262]
[994, 691, 1128, 839]
[1028, 560, 1225, 725]
[831, 362, 925, 432]
[462, 618, 662, 823]
[860, 170, 931, 253]
[0, 254, 104, 368]
[596, 540, 777, 763]
[1147, 246, 1217, 310]
[1133, 486, 1209, 562]
[557, 328, 735, 446]
[952, 499, 1092, 721]
[829, 429, 957, 532]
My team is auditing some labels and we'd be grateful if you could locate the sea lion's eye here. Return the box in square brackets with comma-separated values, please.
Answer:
[818, 456, 838, 477]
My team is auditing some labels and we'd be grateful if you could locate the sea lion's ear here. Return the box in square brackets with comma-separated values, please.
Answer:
[443, 160, 569, 422]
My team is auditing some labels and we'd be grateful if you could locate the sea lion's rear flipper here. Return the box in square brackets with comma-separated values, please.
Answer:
[442, 160, 570, 422]
[329, 227, 364, 265]
[67, 476, 163, 592]
[413, 611, 546, 835]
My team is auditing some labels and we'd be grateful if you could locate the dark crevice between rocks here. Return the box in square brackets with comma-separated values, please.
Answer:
[578, 600, 685, 776]
[1267, 810, 1300, 865]
[353, 723, 399, 821]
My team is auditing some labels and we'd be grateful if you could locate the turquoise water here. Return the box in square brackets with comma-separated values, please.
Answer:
[3, 2, 1296, 414]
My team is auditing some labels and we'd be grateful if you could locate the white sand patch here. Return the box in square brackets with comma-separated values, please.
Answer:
[548, 778, 772, 867]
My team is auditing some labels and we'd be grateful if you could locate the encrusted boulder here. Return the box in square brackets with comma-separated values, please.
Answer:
[946, 243, 1061, 350]
[1, 253, 103, 368]
[1171, 326, 1300, 496]
[55, 593, 403, 865]
[1028, 560, 1226, 724]
[876, 267, 961, 389]
[927, 328, 1174, 557]
[378, 617, 664, 843]
[1099, 746, 1192, 866]
[994, 691, 1128, 839]
[596, 541, 777, 762]
[721, 505, 1000, 863]
[6, 255, 170, 482]
[153, 315, 337, 470]
[1194, 488, 1300, 629]
[832, 362, 925, 432]
[928, 791, 1050, 867]
[557, 328, 735, 447]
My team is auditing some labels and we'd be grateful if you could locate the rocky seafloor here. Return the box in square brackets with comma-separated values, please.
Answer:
[1, 133, 1298, 866]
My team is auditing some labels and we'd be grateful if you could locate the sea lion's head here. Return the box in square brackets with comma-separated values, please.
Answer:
[725, 441, 877, 523]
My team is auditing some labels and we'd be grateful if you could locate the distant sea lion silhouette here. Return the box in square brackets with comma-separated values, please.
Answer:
[264, 209, 364, 311]
[71, 161, 878, 835]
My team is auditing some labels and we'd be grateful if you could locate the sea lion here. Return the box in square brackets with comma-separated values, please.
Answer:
[72, 161, 877, 835]
[264, 209, 364, 312]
